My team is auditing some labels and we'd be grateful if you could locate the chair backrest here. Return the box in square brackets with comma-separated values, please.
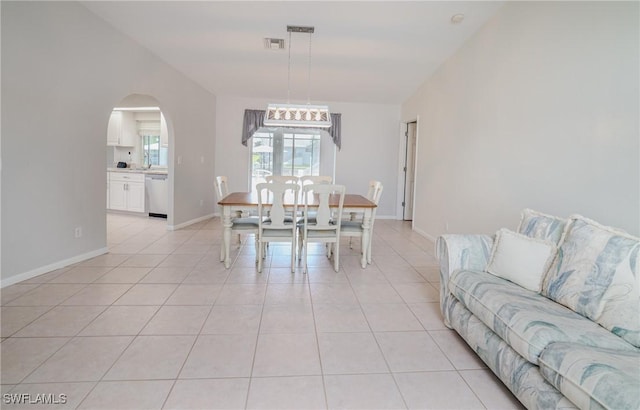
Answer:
[256, 182, 299, 229]
[366, 180, 383, 205]
[368, 181, 383, 222]
[303, 184, 345, 229]
[300, 175, 333, 187]
[265, 175, 299, 185]
[214, 176, 229, 200]
[300, 176, 332, 203]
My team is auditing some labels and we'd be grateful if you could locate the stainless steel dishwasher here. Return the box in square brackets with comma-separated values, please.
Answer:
[145, 173, 168, 218]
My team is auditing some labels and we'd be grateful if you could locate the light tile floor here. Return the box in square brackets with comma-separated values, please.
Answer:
[1, 213, 524, 409]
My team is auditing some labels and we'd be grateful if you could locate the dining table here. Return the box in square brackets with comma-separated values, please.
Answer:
[217, 191, 377, 269]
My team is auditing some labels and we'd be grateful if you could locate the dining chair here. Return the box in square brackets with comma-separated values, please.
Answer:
[214, 175, 259, 261]
[256, 181, 300, 273]
[298, 184, 345, 273]
[341, 180, 383, 264]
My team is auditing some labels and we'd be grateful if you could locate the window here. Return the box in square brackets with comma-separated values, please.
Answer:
[141, 134, 168, 167]
[251, 128, 321, 190]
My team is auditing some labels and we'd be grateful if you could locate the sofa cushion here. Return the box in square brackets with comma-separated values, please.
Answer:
[542, 215, 640, 348]
[517, 208, 567, 245]
[445, 298, 577, 410]
[486, 229, 556, 292]
[539, 342, 640, 410]
[449, 270, 638, 364]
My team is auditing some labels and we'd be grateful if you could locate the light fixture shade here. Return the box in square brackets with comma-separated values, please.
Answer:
[264, 104, 332, 128]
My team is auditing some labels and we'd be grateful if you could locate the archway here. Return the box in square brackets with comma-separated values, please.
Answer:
[105, 93, 173, 233]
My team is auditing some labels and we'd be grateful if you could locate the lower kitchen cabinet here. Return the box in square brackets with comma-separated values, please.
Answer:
[108, 172, 145, 213]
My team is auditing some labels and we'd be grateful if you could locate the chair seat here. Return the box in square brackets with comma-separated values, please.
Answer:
[231, 217, 260, 230]
[264, 217, 296, 224]
[233, 217, 260, 224]
[340, 220, 363, 232]
[307, 229, 339, 238]
[262, 228, 296, 238]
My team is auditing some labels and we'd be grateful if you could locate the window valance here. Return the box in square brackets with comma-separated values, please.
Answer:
[241, 109, 342, 150]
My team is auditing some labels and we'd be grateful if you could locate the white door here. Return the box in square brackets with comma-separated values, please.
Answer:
[403, 122, 417, 221]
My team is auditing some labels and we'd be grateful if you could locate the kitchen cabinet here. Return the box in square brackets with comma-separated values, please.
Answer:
[107, 111, 136, 147]
[108, 172, 145, 213]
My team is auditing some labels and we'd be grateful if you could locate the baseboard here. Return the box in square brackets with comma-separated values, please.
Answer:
[375, 214, 399, 220]
[167, 213, 215, 231]
[412, 226, 437, 244]
[0, 247, 109, 288]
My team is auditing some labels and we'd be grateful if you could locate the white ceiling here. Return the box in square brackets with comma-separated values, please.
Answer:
[82, 1, 504, 105]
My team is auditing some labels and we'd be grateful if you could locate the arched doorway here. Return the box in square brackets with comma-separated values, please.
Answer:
[105, 94, 172, 231]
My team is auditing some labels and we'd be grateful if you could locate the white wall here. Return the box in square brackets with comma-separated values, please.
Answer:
[1, 2, 217, 284]
[402, 1, 639, 239]
[215, 95, 400, 217]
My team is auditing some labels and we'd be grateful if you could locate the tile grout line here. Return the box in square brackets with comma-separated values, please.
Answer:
[241, 237, 269, 410]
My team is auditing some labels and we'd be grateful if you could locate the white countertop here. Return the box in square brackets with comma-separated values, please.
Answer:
[107, 168, 168, 175]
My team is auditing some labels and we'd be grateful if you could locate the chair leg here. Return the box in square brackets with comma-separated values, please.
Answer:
[334, 242, 340, 272]
[254, 236, 259, 264]
[297, 229, 303, 262]
[257, 240, 263, 273]
[220, 238, 225, 262]
[303, 239, 308, 274]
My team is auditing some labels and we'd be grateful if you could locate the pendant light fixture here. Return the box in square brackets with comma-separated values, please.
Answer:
[264, 25, 331, 128]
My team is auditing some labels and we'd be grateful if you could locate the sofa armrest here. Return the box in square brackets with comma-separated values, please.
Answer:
[435, 234, 494, 311]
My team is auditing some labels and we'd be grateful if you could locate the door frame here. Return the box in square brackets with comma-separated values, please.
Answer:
[402, 121, 418, 220]
[396, 118, 419, 222]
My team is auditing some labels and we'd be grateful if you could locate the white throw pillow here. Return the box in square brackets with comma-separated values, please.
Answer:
[486, 228, 557, 293]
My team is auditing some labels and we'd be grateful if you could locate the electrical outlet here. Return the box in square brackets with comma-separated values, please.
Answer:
[200, 156, 204, 164]
[74, 226, 82, 238]
[177, 155, 182, 165]
[445, 222, 449, 232]
[199, 199, 204, 206]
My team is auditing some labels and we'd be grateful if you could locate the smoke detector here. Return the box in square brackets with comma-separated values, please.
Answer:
[450, 14, 465, 24]
[264, 38, 285, 50]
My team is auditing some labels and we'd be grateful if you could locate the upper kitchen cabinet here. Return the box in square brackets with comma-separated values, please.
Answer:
[160, 112, 168, 148]
[107, 110, 136, 147]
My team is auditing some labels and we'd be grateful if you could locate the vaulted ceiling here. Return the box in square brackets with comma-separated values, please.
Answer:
[83, 1, 504, 104]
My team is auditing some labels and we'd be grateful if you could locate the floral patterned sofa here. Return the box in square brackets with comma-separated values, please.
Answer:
[436, 210, 640, 409]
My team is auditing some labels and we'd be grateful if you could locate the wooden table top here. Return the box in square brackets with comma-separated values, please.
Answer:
[218, 192, 376, 208]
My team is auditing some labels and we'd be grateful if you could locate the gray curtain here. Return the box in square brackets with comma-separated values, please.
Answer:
[241, 109, 342, 150]
[326, 113, 341, 150]
[241, 109, 265, 147]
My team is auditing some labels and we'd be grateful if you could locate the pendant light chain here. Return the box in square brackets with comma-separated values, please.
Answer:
[287, 30, 292, 103]
[307, 32, 312, 105]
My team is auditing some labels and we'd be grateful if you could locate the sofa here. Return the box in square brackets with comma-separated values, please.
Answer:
[436, 209, 640, 409]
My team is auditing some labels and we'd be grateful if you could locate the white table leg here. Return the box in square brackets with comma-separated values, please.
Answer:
[222, 206, 233, 268]
[360, 209, 372, 268]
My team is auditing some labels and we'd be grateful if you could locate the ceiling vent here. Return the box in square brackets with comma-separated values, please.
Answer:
[264, 38, 285, 50]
